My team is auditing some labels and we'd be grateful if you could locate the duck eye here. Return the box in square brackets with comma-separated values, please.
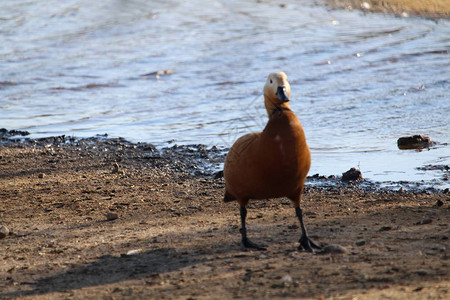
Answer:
[270, 79, 273, 84]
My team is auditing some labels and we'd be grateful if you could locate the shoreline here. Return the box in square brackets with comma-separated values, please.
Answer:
[327, 0, 450, 19]
[1, 130, 449, 194]
[1, 131, 449, 299]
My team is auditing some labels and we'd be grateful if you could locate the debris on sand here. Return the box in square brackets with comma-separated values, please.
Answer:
[112, 162, 125, 175]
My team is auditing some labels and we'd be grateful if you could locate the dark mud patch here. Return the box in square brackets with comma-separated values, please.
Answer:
[0, 132, 225, 180]
[0, 128, 30, 139]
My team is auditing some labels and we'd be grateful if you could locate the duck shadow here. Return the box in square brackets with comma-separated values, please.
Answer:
[1, 244, 230, 298]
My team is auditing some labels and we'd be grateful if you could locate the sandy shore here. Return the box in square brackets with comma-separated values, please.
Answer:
[328, 0, 450, 18]
[0, 135, 449, 299]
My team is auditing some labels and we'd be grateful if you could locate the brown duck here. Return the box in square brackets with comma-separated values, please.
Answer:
[224, 71, 321, 252]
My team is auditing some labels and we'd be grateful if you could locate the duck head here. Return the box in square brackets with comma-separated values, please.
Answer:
[263, 71, 291, 117]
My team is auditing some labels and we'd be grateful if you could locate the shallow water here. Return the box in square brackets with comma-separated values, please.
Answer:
[1, 0, 449, 187]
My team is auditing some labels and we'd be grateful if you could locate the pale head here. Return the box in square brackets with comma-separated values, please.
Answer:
[263, 71, 291, 117]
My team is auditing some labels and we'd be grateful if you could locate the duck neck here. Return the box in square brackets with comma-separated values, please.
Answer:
[264, 96, 291, 118]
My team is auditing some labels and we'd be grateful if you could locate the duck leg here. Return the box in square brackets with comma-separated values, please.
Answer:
[240, 206, 267, 251]
[296, 206, 321, 252]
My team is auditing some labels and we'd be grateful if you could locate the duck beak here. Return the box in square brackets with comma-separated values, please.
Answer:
[276, 86, 289, 102]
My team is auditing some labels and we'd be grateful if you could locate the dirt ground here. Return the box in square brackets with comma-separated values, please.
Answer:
[327, 0, 450, 18]
[0, 136, 449, 299]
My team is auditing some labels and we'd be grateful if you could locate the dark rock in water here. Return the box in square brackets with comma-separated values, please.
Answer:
[0, 128, 30, 139]
[342, 168, 363, 182]
[308, 173, 327, 180]
[397, 135, 434, 149]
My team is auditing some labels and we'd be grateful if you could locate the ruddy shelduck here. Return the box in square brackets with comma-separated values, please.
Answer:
[224, 71, 321, 252]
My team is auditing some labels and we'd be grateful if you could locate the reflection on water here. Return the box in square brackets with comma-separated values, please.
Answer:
[1, 0, 449, 186]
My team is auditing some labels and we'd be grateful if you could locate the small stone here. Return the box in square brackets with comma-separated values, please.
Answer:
[0, 225, 10, 239]
[213, 170, 223, 179]
[361, 2, 371, 10]
[318, 244, 348, 254]
[436, 200, 443, 207]
[355, 240, 366, 246]
[126, 249, 141, 256]
[287, 224, 299, 230]
[281, 274, 292, 286]
[379, 226, 392, 231]
[421, 218, 432, 225]
[414, 269, 427, 276]
[105, 212, 118, 221]
[38, 173, 45, 179]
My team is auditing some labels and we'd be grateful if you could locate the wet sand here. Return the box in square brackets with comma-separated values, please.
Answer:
[328, 0, 450, 18]
[1, 135, 449, 299]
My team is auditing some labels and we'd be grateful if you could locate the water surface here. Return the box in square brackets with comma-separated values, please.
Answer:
[1, 0, 449, 187]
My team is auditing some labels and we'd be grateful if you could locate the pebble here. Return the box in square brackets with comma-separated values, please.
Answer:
[120, 249, 142, 257]
[318, 244, 348, 254]
[126, 249, 141, 256]
[105, 212, 118, 221]
[38, 173, 45, 179]
[355, 240, 366, 246]
[213, 170, 223, 179]
[0, 225, 10, 239]
[379, 226, 392, 231]
[414, 269, 427, 276]
[421, 218, 432, 224]
[281, 274, 293, 287]
[416, 218, 432, 225]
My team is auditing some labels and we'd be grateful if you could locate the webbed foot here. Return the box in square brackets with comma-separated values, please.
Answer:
[298, 234, 322, 252]
[241, 238, 267, 251]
